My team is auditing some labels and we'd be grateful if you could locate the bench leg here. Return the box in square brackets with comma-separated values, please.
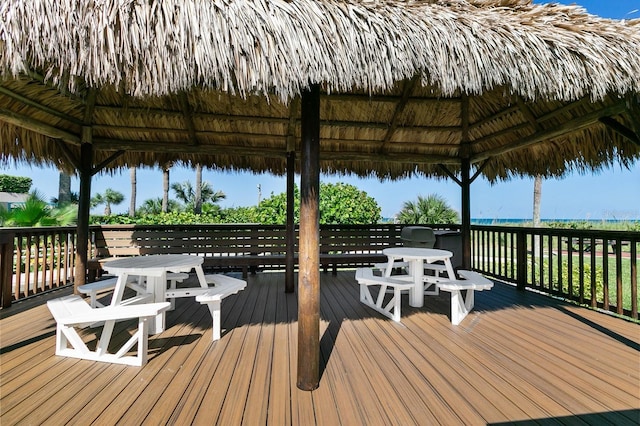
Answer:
[450, 289, 474, 325]
[203, 300, 222, 341]
[359, 283, 403, 323]
[55, 318, 152, 366]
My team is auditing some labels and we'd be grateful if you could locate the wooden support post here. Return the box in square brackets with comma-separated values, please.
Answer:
[0, 232, 15, 308]
[297, 85, 320, 391]
[285, 150, 296, 293]
[74, 141, 92, 291]
[460, 95, 472, 270]
[460, 158, 471, 270]
[516, 230, 527, 291]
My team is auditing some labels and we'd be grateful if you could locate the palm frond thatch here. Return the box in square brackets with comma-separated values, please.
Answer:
[0, 0, 638, 180]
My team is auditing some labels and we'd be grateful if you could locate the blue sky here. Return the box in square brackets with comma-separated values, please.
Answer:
[2, 0, 639, 220]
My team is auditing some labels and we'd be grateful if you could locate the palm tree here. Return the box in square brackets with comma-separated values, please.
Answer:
[129, 166, 137, 217]
[138, 197, 181, 215]
[171, 180, 226, 212]
[91, 188, 125, 216]
[162, 163, 172, 213]
[57, 172, 72, 205]
[195, 164, 203, 214]
[397, 194, 459, 224]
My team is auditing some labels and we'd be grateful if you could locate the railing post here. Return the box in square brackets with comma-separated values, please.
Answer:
[516, 229, 527, 291]
[1, 232, 16, 308]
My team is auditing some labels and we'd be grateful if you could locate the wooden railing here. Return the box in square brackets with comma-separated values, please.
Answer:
[0, 227, 77, 308]
[471, 225, 639, 319]
[1, 224, 638, 321]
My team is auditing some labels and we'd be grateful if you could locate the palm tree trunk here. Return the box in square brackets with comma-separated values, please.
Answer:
[57, 172, 71, 205]
[195, 164, 202, 214]
[533, 175, 542, 227]
[162, 163, 171, 213]
[129, 167, 136, 217]
[533, 175, 542, 251]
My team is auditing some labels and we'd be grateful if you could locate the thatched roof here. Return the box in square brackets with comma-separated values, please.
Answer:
[0, 0, 638, 180]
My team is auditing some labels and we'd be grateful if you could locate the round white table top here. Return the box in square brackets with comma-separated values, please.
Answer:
[382, 247, 453, 261]
[103, 254, 203, 275]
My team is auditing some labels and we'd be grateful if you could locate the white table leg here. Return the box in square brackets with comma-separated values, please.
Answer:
[195, 266, 208, 289]
[148, 273, 166, 334]
[409, 259, 424, 307]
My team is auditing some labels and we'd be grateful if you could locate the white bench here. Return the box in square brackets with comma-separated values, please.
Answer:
[47, 295, 171, 366]
[163, 274, 247, 341]
[355, 267, 415, 322]
[78, 272, 189, 308]
[437, 270, 494, 325]
[374, 261, 449, 296]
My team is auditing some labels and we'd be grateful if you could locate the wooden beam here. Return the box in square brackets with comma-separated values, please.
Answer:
[92, 139, 288, 157]
[178, 92, 199, 146]
[470, 159, 490, 183]
[599, 117, 640, 146]
[460, 95, 472, 270]
[297, 84, 321, 391]
[285, 150, 296, 294]
[461, 158, 471, 270]
[0, 86, 83, 125]
[74, 142, 92, 290]
[628, 97, 640, 133]
[55, 140, 80, 170]
[92, 138, 459, 164]
[286, 97, 300, 152]
[437, 164, 461, 186]
[91, 119, 458, 135]
[470, 122, 531, 146]
[536, 96, 592, 123]
[0, 107, 81, 145]
[73, 88, 97, 290]
[380, 75, 420, 151]
[469, 104, 520, 131]
[472, 101, 627, 162]
[325, 93, 461, 104]
[516, 98, 541, 131]
[92, 150, 126, 176]
[96, 105, 291, 124]
[285, 97, 299, 294]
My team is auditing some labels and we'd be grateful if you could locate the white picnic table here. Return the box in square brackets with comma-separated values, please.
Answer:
[382, 247, 456, 307]
[103, 254, 208, 334]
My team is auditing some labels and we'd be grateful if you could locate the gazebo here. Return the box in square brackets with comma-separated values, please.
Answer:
[1, 0, 638, 389]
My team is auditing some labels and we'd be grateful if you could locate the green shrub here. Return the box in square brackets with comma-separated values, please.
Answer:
[0, 175, 32, 193]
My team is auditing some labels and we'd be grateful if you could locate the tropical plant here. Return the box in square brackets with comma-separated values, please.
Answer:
[397, 194, 459, 224]
[91, 188, 125, 216]
[137, 197, 181, 215]
[256, 183, 381, 224]
[171, 180, 226, 212]
[0, 191, 76, 227]
[50, 191, 79, 205]
[0, 174, 32, 193]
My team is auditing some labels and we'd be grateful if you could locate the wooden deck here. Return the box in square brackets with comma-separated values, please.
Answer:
[1, 271, 638, 425]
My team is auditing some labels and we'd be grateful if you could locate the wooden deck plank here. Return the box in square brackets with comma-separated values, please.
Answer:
[215, 275, 275, 424]
[1, 271, 638, 426]
[327, 273, 445, 424]
[168, 276, 257, 424]
[319, 275, 396, 425]
[331, 273, 483, 425]
[266, 273, 294, 426]
[242, 274, 279, 425]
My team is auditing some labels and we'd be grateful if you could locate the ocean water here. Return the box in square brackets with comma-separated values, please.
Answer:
[380, 218, 638, 224]
[470, 218, 637, 225]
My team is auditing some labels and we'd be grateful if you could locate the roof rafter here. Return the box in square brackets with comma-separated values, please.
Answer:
[472, 101, 628, 162]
